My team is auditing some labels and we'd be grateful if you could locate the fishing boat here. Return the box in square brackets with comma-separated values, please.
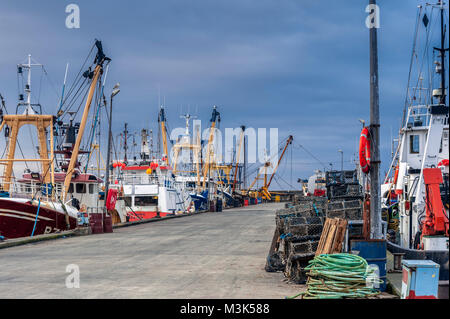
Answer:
[111, 158, 188, 221]
[0, 41, 111, 239]
[381, 1, 448, 281]
[110, 107, 189, 222]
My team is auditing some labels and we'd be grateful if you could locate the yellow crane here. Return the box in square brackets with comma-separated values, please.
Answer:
[247, 135, 293, 200]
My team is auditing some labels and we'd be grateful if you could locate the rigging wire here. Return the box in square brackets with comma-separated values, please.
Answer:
[292, 142, 327, 171]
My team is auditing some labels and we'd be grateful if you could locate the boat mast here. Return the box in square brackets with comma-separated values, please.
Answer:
[202, 106, 220, 190]
[17, 55, 43, 115]
[0, 55, 54, 192]
[123, 123, 128, 164]
[159, 106, 169, 165]
[436, 0, 447, 105]
[62, 41, 110, 201]
[369, 0, 382, 239]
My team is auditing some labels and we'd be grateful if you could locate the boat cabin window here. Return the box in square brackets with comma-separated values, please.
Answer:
[134, 196, 158, 206]
[409, 135, 420, 154]
[68, 183, 74, 193]
[89, 184, 94, 194]
[76, 183, 86, 194]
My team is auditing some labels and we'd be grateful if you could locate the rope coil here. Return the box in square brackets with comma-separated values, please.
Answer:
[288, 253, 382, 299]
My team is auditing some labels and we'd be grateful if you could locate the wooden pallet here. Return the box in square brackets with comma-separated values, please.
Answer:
[315, 218, 348, 256]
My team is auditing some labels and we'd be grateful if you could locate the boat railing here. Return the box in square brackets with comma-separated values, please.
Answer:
[0, 178, 64, 201]
[114, 173, 173, 187]
[406, 103, 449, 128]
[406, 104, 431, 127]
[86, 206, 105, 215]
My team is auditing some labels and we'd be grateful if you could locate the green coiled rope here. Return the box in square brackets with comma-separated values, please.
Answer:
[287, 253, 383, 299]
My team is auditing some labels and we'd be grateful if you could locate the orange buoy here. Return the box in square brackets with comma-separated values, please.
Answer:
[359, 127, 371, 174]
[393, 165, 399, 185]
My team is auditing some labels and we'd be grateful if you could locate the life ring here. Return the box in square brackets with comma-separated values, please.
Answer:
[359, 127, 371, 174]
[106, 189, 118, 211]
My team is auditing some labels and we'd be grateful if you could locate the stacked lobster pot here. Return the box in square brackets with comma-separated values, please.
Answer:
[326, 199, 363, 220]
[325, 169, 364, 238]
[266, 197, 326, 283]
[325, 170, 362, 200]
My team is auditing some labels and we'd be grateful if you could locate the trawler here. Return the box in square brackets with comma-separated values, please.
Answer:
[382, 1, 448, 281]
[109, 114, 188, 222]
[0, 41, 110, 239]
[172, 106, 237, 211]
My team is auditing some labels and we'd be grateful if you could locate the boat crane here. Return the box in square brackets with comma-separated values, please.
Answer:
[62, 40, 110, 201]
[246, 135, 293, 200]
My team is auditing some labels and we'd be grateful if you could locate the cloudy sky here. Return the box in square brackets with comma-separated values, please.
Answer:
[0, 0, 444, 189]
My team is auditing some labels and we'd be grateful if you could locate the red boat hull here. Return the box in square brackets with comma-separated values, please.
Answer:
[0, 199, 77, 240]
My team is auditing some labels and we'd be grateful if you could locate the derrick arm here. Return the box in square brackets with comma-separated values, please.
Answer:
[63, 41, 110, 201]
[266, 135, 293, 189]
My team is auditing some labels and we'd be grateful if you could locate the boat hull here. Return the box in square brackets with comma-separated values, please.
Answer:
[0, 199, 77, 240]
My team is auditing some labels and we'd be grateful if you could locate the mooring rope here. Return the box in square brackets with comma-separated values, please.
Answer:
[287, 253, 382, 299]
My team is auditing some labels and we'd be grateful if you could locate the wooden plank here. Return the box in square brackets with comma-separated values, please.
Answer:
[331, 219, 348, 253]
[323, 224, 337, 254]
[315, 218, 349, 255]
[315, 218, 331, 256]
[315, 217, 352, 255]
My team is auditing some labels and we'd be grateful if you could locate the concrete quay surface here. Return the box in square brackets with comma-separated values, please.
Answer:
[0, 202, 304, 299]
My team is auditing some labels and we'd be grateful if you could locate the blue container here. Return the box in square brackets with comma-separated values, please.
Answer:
[257, 197, 262, 204]
[350, 239, 387, 292]
[401, 260, 440, 299]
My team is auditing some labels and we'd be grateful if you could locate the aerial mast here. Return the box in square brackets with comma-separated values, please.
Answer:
[436, 0, 448, 105]
[17, 55, 43, 115]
